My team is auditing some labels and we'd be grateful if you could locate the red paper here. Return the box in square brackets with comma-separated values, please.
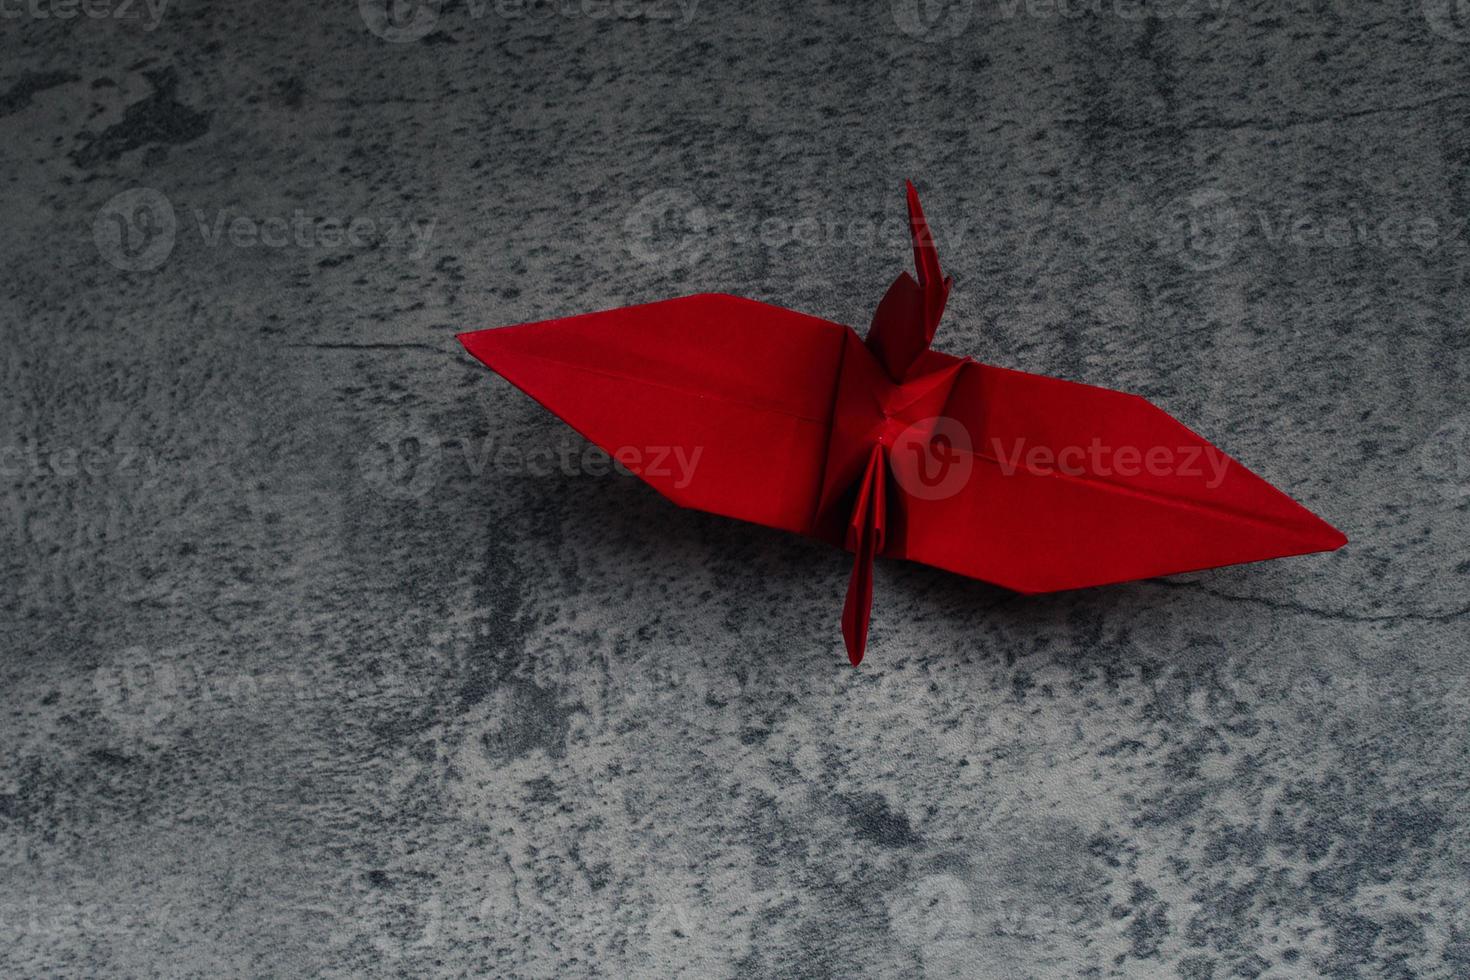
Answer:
[460, 183, 1346, 664]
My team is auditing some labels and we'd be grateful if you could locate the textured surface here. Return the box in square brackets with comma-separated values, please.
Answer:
[2, 1, 1469, 976]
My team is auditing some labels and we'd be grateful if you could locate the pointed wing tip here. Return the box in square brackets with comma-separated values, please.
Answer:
[1256, 519, 1347, 566]
[459, 323, 532, 365]
[1292, 500, 1347, 554]
[458, 328, 506, 370]
[1317, 524, 1349, 552]
[458, 326, 500, 349]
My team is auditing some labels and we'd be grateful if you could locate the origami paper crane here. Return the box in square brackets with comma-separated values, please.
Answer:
[459, 183, 1346, 664]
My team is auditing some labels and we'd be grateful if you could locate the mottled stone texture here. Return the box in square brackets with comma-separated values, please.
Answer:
[2, 0, 1468, 976]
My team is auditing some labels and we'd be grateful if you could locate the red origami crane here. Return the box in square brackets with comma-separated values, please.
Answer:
[460, 183, 1346, 664]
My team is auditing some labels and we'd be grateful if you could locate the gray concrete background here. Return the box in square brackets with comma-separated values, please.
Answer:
[2, 0, 1469, 976]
